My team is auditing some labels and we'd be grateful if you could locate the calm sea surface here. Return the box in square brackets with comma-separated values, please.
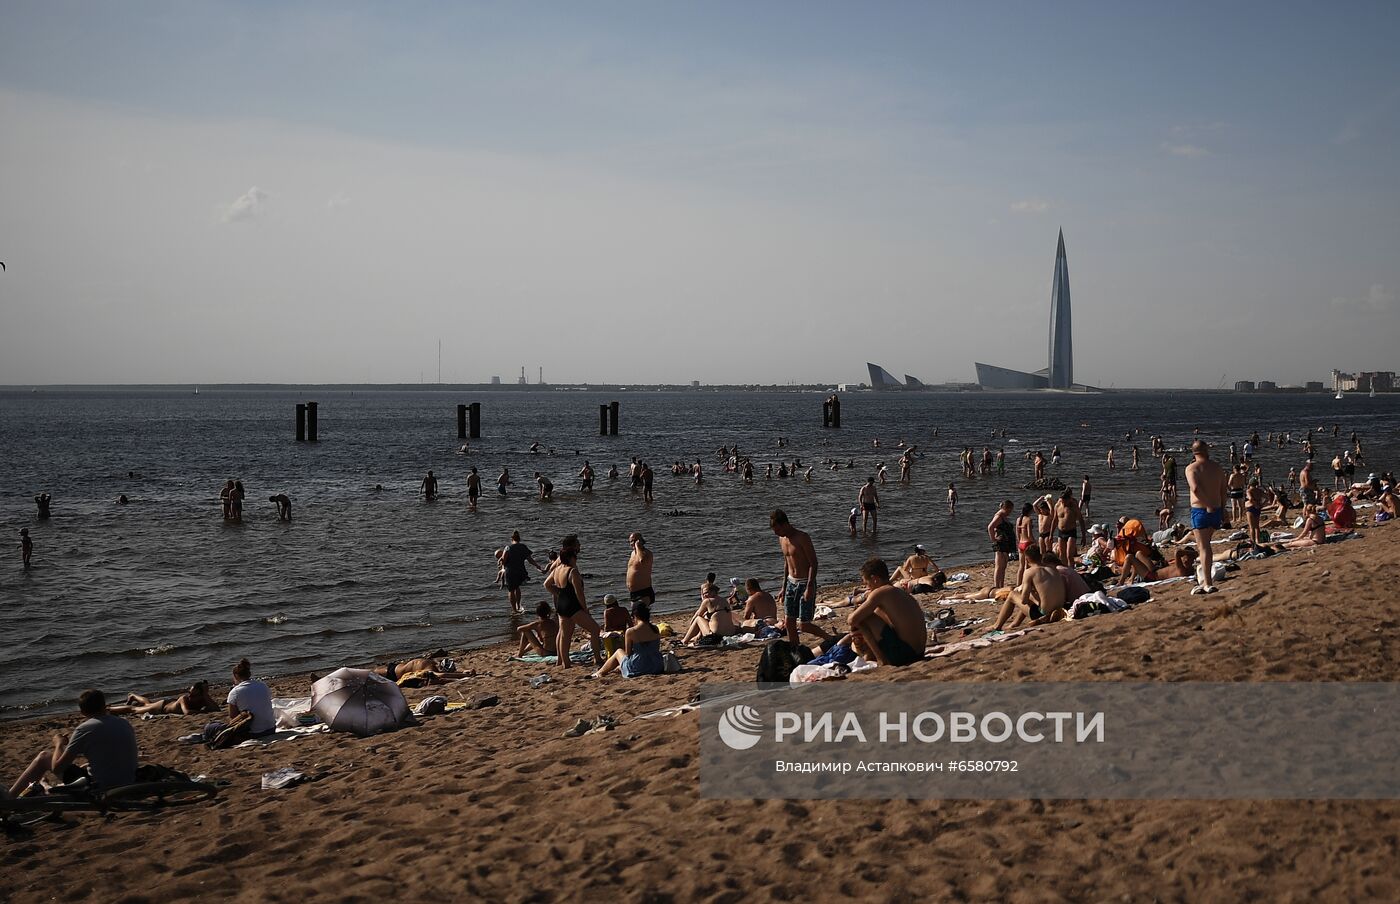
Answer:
[3, 388, 1398, 715]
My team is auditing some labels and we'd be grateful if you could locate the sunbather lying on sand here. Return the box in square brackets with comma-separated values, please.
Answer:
[108, 681, 218, 716]
[374, 657, 475, 684]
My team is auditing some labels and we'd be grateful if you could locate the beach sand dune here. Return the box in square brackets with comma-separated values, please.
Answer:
[3, 521, 1399, 902]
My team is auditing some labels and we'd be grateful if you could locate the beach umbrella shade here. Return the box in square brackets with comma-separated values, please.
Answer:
[310, 668, 409, 737]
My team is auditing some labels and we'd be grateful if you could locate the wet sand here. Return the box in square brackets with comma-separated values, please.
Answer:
[3, 518, 1398, 903]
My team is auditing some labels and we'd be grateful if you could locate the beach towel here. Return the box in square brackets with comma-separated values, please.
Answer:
[926, 629, 1030, 658]
[232, 723, 329, 748]
[511, 651, 593, 664]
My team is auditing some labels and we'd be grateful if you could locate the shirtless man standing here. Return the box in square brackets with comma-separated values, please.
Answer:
[770, 510, 831, 647]
[1227, 464, 1247, 522]
[1052, 489, 1085, 564]
[986, 546, 1068, 632]
[626, 532, 655, 606]
[421, 470, 438, 501]
[1299, 460, 1319, 506]
[466, 467, 482, 510]
[857, 477, 879, 534]
[1185, 439, 1230, 595]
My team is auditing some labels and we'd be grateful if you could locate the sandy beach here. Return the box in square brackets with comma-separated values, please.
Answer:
[3, 516, 1398, 903]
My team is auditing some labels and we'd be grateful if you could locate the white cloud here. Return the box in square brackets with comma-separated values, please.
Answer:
[222, 186, 269, 222]
[1328, 284, 1393, 315]
[1010, 199, 1049, 213]
[1162, 143, 1209, 158]
[326, 191, 351, 210]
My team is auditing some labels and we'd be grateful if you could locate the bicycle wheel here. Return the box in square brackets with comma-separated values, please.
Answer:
[102, 781, 219, 811]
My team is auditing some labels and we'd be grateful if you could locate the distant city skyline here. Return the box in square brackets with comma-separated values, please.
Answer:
[1, 2, 1397, 387]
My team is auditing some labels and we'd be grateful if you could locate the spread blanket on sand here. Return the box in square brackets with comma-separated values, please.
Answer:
[511, 651, 594, 664]
[927, 629, 1033, 658]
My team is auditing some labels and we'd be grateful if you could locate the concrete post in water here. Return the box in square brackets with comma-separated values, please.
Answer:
[307, 401, 319, 442]
[457, 404, 467, 439]
[609, 401, 619, 436]
[599, 404, 609, 436]
[830, 395, 841, 429]
[822, 399, 831, 428]
[296, 403, 307, 442]
[469, 402, 481, 439]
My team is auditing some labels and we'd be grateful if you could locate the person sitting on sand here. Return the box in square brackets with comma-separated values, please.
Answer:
[986, 547, 1069, 632]
[4, 690, 138, 799]
[109, 681, 218, 716]
[739, 578, 777, 625]
[226, 658, 276, 738]
[591, 601, 664, 679]
[601, 594, 629, 633]
[1041, 552, 1091, 600]
[891, 545, 941, 590]
[1284, 504, 1328, 549]
[515, 602, 560, 658]
[834, 558, 926, 666]
[1378, 486, 1399, 522]
[683, 583, 738, 643]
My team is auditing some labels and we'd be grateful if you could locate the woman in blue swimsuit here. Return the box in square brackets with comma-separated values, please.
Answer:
[590, 602, 664, 679]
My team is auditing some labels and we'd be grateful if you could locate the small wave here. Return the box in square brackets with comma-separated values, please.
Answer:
[369, 625, 385, 633]
[264, 614, 288, 625]
[145, 643, 177, 656]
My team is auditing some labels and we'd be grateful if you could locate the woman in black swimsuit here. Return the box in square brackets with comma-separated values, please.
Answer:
[545, 547, 603, 669]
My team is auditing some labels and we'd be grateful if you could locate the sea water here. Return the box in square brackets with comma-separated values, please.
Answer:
[2, 388, 1396, 715]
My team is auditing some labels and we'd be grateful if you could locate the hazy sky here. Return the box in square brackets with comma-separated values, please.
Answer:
[1, 1, 1397, 387]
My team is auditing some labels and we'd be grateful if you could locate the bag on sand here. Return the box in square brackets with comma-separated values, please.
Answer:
[207, 711, 253, 750]
[662, 651, 682, 674]
[755, 640, 814, 684]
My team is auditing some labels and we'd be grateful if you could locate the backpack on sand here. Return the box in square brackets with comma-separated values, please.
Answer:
[755, 640, 814, 684]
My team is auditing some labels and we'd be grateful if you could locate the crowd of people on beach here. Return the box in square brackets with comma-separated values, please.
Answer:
[11, 412, 1397, 802]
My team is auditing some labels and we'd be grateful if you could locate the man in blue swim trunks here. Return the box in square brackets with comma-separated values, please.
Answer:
[770, 509, 833, 648]
[1185, 439, 1230, 595]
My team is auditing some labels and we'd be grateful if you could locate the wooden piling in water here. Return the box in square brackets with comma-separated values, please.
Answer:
[457, 404, 467, 439]
[609, 401, 619, 436]
[296, 403, 307, 442]
[469, 402, 481, 439]
[829, 395, 841, 429]
[599, 404, 609, 436]
[306, 401, 319, 442]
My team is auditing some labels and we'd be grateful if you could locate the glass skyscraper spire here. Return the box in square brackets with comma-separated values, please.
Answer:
[1047, 229, 1073, 389]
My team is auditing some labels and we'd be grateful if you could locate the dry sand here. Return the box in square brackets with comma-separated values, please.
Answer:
[3, 519, 1399, 903]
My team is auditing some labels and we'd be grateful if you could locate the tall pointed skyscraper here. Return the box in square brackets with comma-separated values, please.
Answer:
[1047, 229, 1073, 389]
